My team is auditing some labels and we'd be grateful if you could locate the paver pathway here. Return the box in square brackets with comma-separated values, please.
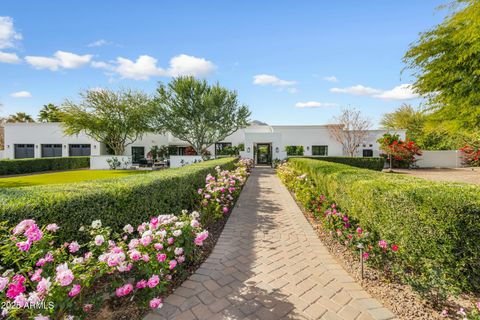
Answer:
[146, 167, 395, 320]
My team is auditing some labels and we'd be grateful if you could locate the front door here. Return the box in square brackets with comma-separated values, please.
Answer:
[131, 147, 145, 164]
[256, 144, 271, 165]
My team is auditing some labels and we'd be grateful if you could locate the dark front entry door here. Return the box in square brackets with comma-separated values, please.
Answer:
[131, 147, 145, 163]
[256, 144, 271, 165]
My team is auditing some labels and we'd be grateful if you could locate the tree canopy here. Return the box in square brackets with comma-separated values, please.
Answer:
[7, 112, 35, 123]
[404, 0, 480, 133]
[328, 108, 371, 157]
[61, 89, 154, 155]
[152, 76, 250, 157]
[38, 103, 62, 122]
[380, 104, 426, 142]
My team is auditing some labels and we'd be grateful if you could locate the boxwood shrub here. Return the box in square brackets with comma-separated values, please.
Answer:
[0, 158, 237, 241]
[304, 156, 384, 171]
[0, 156, 90, 175]
[288, 158, 480, 294]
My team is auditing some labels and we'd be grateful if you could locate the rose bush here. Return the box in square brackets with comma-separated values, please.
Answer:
[0, 158, 253, 319]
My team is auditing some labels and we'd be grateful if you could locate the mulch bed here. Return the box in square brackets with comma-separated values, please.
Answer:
[290, 190, 477, 320]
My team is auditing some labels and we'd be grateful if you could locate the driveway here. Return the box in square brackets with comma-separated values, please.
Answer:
[392, 167, 480, 185]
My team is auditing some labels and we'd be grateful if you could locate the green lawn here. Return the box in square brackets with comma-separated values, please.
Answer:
[0, 170, 149, 188]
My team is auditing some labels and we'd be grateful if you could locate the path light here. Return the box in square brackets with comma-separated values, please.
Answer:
[357, 243, 364, 279]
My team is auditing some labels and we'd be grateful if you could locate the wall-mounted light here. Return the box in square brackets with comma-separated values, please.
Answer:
[6, 145, 9, 149]
[64, 145, 67, 149]
[247, 147, 251, 153]
[35, 145, 38, 149]
[93, 145, 97, 149]
[369, 144, 373, 147]
[275, 147, 279, 153]
[307, 146, 310, 151]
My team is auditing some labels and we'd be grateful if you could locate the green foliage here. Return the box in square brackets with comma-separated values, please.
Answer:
[285, 145, 304, 156]
[0, 157, 89, 176]
[380, 104, 426, 142]
[404, 0, 480, 133]
[61, 89, 154, 155]
[287, 158, 480, 296]
[238, 143, 245, 152]
[0, 158, 237, 242]
[305, 156, 384, 171]
[38, 103, 62, 122]
[152, 76, 251, 157]
[216, 145, 239, 156]
[6, 112, 35, 123]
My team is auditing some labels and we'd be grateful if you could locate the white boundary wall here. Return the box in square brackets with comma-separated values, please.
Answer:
[416, 150, 463, 168]
[169, 156, 204, 168]
[90, 156, 132, 170]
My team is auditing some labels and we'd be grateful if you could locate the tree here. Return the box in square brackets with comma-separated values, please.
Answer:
[61, 89, 154, 155]
[328, 108, 371, 157]
[404, 0, 480, 133]
[38, 103, 62, 122]
[378, 133, 422, 170]
[152, 76, 250, 157]
[7, 112, 35, 123]
[380, 104, 426, 142]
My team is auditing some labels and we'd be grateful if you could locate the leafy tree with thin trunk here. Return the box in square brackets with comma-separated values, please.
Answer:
[38, 103, 62, 122]
[380, 104, 426, 142]
[152, 76, 250, 157]
[7, 112, 35, 123]
[61, 89, 153, 155]
[404, 0, 480, 134]
[328, 108, 371, 157]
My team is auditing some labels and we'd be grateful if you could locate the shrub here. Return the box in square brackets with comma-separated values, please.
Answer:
[305, 156, 384, 171]
[285, 145, 304, 156]
[283, 158, 480, 298]
[0, 158, 237, 242]
[459, 141, 480, 167]
[0, 157, 90, 176]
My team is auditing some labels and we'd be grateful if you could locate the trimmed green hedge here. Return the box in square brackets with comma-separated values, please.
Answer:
[304, 156, 384, 171]
[288, 158, 480, 293]
[0, 157, 90, 175]
[0, 158, 237, 241]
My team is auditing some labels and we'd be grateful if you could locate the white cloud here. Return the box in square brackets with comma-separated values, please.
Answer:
[0, 17, 22, 49]
[10, 91, 31, 98]
[330, 85, 382, 96]
[87, 39, 111, 47]
[0, 51, 20, 63]
[295, 101, 338, 108]
[91, 60, 113, 69]
[323, 76, 338, 83]
[373, 84, 419, 100]
[253, 74, 296, 87]
[25, 51, 93, 71]
[331, 83, 419, 101]
[114, 54, 216, 80]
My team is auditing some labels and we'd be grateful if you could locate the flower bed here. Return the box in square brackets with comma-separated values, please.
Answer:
[0, 158, 253, 319]
[277, 159, 480, 304]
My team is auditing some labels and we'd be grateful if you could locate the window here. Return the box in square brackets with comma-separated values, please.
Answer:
[215, 142, 232, 155]
[312, 145, 328, 156]
[363, 149, 373, 157]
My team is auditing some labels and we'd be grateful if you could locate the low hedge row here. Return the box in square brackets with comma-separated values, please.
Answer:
[0, 156, 90, 175]
[0, 158, 237, 241]
[304, 156, 384, 171]
[288, 158, 480, 295]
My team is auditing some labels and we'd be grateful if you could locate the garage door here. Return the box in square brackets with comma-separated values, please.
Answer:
[41, 144, 62, 158]
[14, 144, 35, 159]
[69, 144, 91, 156]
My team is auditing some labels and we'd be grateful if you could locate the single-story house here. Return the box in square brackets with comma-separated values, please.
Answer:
[3, 122, 405, 166]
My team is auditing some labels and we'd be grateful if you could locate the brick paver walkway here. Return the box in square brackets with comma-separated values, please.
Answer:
[146, 168, 395, 320]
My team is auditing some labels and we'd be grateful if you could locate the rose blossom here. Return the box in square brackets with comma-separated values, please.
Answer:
[68, 284, 81, 297]
[136, 280, 147, 289]
[169, 260, 177, 270]
[194, 231, 208, 246]
[0, 277, 8, 292]
[115, 283, 133, 297]
[46, 224, 59, 232]
[154, 243, 164, 250]
[157, 253, 167, 262]
[68, 241, 80, 253]
[94, 235, 105, 246]
[16, 241, 31, 252]
[378, 240, 388, 249]
[37, 277, 52, 294]
[391, 244, 399, 252]
[123, 224, 134, 234]
[147, 275, 160, 288]
[55, 263, 74, 286]
[149, 297, 163, 309]
[167, 237, 174, 245]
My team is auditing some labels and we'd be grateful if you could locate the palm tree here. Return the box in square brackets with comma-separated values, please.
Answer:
[7, 112, 35, 123]
[38, 103, 62, 122]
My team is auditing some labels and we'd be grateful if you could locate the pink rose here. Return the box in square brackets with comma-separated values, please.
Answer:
[147, 275, 160, 288]
[154, 243, 164, 250]
[169, 260, 177, 270]
[68, 241, 80, 253]
[16, 241, 31, 252]
[55, 263, 74, 286]
[149, 297, 163, 309]
[136, 280, 147, 289]
[157, 253, 167, 262]
[68, 284, 81, 297]
[46, 224, 59, 232]
[194, 231, 208, 246]
[115, 283, 133, 297]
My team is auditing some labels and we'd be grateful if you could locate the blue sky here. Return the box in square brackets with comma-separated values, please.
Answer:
[0, 1, 447, 126]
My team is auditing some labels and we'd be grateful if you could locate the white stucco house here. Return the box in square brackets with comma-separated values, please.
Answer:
[3, 122, 405, 168]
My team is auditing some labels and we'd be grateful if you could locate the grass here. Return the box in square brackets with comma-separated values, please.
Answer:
[0, 169, 150, 188]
